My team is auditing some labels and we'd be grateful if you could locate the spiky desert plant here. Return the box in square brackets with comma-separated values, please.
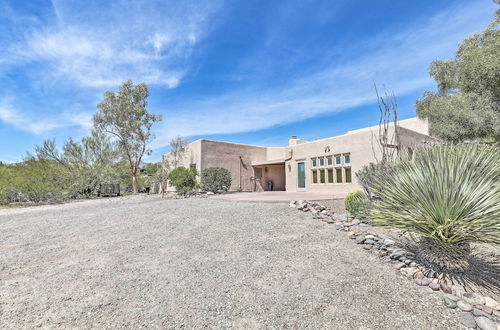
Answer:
[371, 144, 500, 245]
[371, 144, 499, 272]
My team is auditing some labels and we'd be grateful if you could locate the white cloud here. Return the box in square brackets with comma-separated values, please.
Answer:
[7, 0, 219, 88]
[0, 103, 92, 135]
[151, 1, 496, 148]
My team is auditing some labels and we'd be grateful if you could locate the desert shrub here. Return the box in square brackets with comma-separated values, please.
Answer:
[344, 190, 368, 220]
[370, 144, 499, 247]
[168, 167, 197, 195]
[356, 162, 397, 200]
[200, 167, 232, 193]
[0, 158, 71, 205]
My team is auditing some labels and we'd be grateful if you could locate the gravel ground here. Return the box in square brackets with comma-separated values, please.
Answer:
[0, 195, 460, 329]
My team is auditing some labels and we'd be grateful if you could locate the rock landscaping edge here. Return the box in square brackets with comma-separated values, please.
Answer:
[289, 200, 500, 330]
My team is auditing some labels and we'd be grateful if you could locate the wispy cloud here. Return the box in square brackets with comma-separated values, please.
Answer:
[152, 1, 496, 148]
[0, 102, 92, 135]
[3, 0, 220, 88]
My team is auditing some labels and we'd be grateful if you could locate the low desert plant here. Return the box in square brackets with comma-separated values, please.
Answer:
[168, 167, 197, 195]
[344, 190, 368, 220]
[200, 167, 232, 193]
[356, 161, 397, 200]
[370, 144, 499, 247]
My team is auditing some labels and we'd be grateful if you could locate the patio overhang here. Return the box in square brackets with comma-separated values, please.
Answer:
[251, 159, 286, 166]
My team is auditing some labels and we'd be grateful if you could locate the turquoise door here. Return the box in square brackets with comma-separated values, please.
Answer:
[297, 161, 306, 191]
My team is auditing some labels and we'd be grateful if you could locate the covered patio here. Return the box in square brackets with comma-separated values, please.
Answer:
[251, 159, 286, 192]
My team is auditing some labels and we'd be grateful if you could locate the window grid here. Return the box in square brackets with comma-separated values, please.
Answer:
[310, 153, 352, 184]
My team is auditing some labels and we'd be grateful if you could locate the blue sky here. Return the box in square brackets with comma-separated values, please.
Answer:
[0, 0, 497, 163]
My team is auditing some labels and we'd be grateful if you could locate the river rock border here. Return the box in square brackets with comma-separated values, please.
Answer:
[289, 200, 500, 330]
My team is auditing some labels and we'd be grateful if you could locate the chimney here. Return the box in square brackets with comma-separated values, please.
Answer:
[289, 136, 298, 146]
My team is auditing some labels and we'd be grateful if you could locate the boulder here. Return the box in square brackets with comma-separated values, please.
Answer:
[457, 300, 473, 312]
[440, 283, 453, 294]
[475, 316, 496, 330]
[442, 293, 457, 309]
[392, 262, 406, 270]
[462, 292, 486, 306]
[400, 267, 418, 278]
[484, 297, 497, 308]
[459, 312, 476, 328]
[429, 282, 440, 291]
[473, 308, 491, 318]
[415, 277, 432, 286]
[355, 235, 366, 244]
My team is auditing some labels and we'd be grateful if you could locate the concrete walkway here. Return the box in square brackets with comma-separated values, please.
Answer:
[209, 191, 347, 202]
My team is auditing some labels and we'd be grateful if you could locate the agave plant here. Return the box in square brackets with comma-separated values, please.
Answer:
[371, 144, 500, 247]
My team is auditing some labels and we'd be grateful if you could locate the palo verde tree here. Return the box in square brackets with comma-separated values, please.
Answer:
[416, 9, 500, 142]
[93, 80, 162, 193]
[169, 135, 188, 168]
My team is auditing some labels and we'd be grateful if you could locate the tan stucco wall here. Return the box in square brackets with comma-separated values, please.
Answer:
[161, 117, 433, 195]
[285, 128, 379, 195]
[255, 164, 286, 191]
[200, 140, 267, 191]
[266, 147, 288, 161]
[398, 118, 429, 136]
[284, 120, 433, 196]
[163, 139, 202, 192]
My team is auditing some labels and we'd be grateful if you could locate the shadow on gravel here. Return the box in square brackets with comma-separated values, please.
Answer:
[401, 238, 500, 298]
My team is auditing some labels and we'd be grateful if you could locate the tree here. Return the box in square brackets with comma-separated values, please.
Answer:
[416, 10, 500, 142]
[168, 167, 197, 195]
[153, 160, 171, 198]
[169, 135, 188, 168]
[371, 83, 400, 163]
[35, 130, 121, 196]
[93, 80, 162, 193]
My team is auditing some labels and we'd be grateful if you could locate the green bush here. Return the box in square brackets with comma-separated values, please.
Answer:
[168, 167, 197, 195]
[344, 190, 368, 220]
[370, 144, 500, 246]
[0, 158, 71, 205]
[200, 167, 232, 193]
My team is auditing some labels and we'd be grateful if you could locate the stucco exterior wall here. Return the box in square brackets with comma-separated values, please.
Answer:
[266, 147, 288, 160]
[200, 140, 267, 191]
[258, 164, 286, 191]
[285, 128, 380, 195]
[161, 117, 433, 195]
[163, 139, 202, 192]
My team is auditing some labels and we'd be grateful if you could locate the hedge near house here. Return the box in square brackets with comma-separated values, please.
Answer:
[201, 167, 232, 193]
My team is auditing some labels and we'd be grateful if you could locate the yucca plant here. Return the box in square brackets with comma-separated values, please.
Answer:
[370, 144, 499, 270]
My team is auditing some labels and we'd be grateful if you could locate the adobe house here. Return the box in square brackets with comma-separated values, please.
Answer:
[163, 118, 434, 195]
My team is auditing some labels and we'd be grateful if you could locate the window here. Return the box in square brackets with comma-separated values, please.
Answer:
[335, 155, 342, 165]
[327, 156, 333, 166]
[345, 168, 352, 183]
[344, 154, 350, 164]
[319, 169, 325, 183]
[311, 158, 317, 167]
[336, 168, 343, 183]
[319, 157, 325, 166]
[312, 170, 318, 183]
[190, 163, 197, 169]
[328, 169, 334, 183]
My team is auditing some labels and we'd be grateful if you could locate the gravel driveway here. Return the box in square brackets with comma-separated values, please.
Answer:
[0, 195, 459, 329]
